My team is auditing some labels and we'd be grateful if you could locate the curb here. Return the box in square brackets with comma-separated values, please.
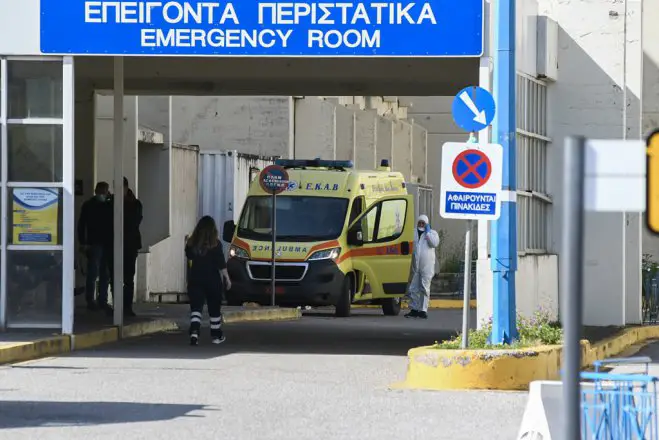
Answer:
[224, 307, 301, 323]
[399, 325, 659, 391]
[0, 336, 71, 366]
[353, 299, 477, 310]
[0, 307, 302, 366]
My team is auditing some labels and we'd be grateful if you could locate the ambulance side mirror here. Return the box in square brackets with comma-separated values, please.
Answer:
[222, 221, 235, 243]
[347, 228, 364, 247]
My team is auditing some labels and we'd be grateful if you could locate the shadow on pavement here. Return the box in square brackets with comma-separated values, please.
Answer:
[0, 400, 212, 428]
[62, 309, 476, 361]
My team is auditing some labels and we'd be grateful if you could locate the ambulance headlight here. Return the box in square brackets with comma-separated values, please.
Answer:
[229, 246, 249, 259]
[308, 247, 341, 261]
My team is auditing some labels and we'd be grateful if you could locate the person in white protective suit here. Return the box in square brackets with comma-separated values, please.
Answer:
[405, 214, 440, 319]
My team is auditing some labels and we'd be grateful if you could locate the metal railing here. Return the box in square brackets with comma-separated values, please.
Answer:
[432, 260, 477, 298]
[643, 271, 659, 324]
[581, 357, 658, 440]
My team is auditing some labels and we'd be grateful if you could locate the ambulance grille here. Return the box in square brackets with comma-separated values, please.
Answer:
[247, 262, 308, 282]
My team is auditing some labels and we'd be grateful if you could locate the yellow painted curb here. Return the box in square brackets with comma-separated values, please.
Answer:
[224, 307, 302, 323]
[401, 325, 659, 391]
[72, 327, 119, 351]
[121, 319, 179, 339]
[353, 299, 477, 310]
[582, 325, 659, 366]
[0, 336, 70, 366]
[403, 345, 563, 391]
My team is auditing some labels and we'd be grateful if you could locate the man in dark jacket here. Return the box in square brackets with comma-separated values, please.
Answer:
[78, 181, 113, 311]
[105, 177, 143, 317]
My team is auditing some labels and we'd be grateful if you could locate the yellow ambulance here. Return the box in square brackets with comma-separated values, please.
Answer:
[222, 158, 416, 317]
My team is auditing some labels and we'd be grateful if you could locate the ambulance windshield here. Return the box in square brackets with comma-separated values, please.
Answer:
[237, 196, 349, 242]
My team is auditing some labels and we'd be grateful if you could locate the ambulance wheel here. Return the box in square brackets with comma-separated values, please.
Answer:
[382, 297, 401, 316]
[335, 277, 353, 318]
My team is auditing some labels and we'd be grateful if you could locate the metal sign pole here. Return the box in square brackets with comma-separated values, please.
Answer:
[271, 191, 277, 307]
[461, 219, 473, 348]
[560, 135, 586, 440]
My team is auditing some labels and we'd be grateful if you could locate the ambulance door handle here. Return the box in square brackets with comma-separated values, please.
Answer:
[400, 241, 410, 255]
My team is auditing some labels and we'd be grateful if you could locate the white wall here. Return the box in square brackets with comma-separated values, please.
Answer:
[138, 142, 170, 248]
[294, 97, 336, 160]
[517, 0, 539, 77]
[642, 0, 659, 263]
[293, 97, 427, 182]
[0, 0, 40, 55]
[172, 96, 292, 157]
[538, 0, 643, 325]
[477, 255, 559, 326]
[94, 94, 139, 191]
[141, 144, 199, 298]
[354, 110, 378, 170]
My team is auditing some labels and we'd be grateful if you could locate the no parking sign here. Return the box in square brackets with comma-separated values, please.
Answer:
[439, 142, 503, 220]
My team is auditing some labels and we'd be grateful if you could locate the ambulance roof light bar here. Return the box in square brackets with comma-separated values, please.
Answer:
[275, 159, 354, 169]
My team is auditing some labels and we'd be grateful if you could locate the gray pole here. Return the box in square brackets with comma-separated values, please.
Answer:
[461, 220, 473, 349]
[560, 135, 586, 440]
[271, 192, 277, 306]
[113, 57, 124, 330]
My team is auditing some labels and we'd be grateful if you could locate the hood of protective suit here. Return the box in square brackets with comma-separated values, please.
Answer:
[411, 218, 439, 276]
[417, 214, 429, 225]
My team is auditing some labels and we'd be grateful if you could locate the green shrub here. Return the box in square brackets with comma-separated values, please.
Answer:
[434, 309, 563, 349]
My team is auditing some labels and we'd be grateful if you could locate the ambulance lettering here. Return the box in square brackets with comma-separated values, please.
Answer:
[376, 245, 400, 255]
[304, 183, 340, 191]
[252, 245, 309, 253]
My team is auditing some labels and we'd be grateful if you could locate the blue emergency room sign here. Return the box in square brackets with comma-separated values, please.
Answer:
[39, 0, 484, 57]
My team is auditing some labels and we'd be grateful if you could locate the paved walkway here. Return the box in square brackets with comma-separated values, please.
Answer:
[0, 303, 300, 365]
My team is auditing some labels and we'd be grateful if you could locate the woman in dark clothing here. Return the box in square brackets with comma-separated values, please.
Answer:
[185, 215, 231, 346]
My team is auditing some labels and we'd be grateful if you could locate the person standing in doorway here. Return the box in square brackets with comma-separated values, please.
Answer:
[77, 181, 113, 312]
[405, 214, 440, 319]
[106, 177, 143, 317]
[185, 215, 231, 346]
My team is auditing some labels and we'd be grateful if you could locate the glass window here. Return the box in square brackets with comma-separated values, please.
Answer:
[8, 61, 63, 119]
[348, 197, 363, 225]
[8, 124, 62, 182]
[8, 187, 63, 246]
[377, 199, 407, 241]
[359, 198, 407, 244]
[6, 250, 62, 326]
[237, 196, 349, 242]
[360, 206, 378, 243]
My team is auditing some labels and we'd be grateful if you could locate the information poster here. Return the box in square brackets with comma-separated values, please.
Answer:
[12, 188, 59, 245]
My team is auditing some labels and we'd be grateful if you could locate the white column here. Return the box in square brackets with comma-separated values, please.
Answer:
[0, 58, 7, 330]
[113, 57, 125, 329]
[61, 57, 75, 335]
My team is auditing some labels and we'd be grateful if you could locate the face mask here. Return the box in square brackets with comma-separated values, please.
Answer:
[96, 195, 106, 202]
[418, 227, 425, 232]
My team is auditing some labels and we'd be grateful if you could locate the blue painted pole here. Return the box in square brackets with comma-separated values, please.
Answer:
[490, 0, 518, 344]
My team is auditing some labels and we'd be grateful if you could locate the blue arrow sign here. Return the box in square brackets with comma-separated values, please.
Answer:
[451, 86, 496, 133]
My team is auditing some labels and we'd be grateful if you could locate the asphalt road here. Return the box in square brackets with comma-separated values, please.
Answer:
[0, 309, 527, 440]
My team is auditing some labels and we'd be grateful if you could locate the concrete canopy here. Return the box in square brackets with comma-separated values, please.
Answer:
[74, 56, 478, 96]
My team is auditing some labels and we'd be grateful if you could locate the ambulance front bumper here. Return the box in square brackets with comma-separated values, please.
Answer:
[226, 258, 346, 306]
